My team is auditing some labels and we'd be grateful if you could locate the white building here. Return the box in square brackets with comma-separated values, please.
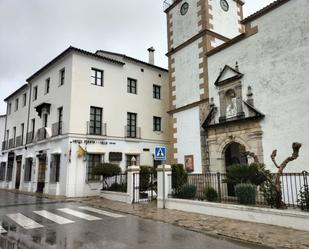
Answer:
[165, 0, 309, 173]
[0, 115, 7, 188]
[0, 46, 169, 197]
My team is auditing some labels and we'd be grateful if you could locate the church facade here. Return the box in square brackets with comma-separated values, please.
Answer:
[165, 0, 309, 173]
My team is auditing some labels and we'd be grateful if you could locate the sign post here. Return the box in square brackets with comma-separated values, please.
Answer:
[154, 146, 167, 209]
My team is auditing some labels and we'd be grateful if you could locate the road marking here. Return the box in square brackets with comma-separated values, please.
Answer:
[0, 225, 7, 234]
[6, 213, 43, 229]
[33, 210, 75, 225]
[78, 206, 125, 218]
[57, 208, 101, 221]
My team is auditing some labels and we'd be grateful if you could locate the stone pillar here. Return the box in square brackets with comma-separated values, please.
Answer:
[219, 90, 226, 122]
[127, 165, 140, 204]
[157, 165, 172, 208]
[235, 85, 244, 117]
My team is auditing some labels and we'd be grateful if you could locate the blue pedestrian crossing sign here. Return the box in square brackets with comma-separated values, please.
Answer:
[154, 146, 166, 161]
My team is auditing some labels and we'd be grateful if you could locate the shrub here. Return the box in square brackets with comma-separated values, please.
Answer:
[108, 182, 127, 192]
[176, 184, 197, 199]
[225, 163, 269, 186]
[171, 164, 188, 193]
[235, 183, 257, 205]
[92, 163, 121, 178]
[297, 185, 309, 211]
[204, 187, 218, 202]
[140, 165, 154, 192]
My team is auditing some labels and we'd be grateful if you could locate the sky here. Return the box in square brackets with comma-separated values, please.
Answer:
[0, 0, 274, 114]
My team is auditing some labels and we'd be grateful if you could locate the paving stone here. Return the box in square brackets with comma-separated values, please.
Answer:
[79, 197, 309, 249]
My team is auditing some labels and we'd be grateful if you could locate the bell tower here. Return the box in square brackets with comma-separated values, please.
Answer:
[164, 0, 244, 172]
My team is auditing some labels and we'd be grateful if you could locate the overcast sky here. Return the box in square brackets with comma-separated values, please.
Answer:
[0, 0, 274, 114]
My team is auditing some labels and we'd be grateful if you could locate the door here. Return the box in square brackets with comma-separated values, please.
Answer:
[37, 157, 47, 193]
[15, 160, 22, 189]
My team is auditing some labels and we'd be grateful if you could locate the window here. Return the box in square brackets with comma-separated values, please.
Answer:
[13, 127, 16, 145]
[153, 116, 162, 131]
[127, 112, 137, 138]
[15, 98, 19, 111]
[58, 107, 63, 134]
[6, 160, 13, 181]
[59, 68, 65, 86]
[0, 162, 6, 181]
[24, 158, 33, 182]
[21, 123, 24, 145]
[91, 68, 103, 86]
[6, 130, 9, 142]
[89, 107, 102, 135]
[127, 78, 137, 94]
[153, 85, 161, 99]
[31, 118, 35, 137]
[87, 154, 102, 181]
[45, 78, 50, 94]
[33, 86, 38, 101]
[50, 154, 61, 182]
[22, 93, 27, 107]
[8, 103, 12, 115]
[126, 154, 140, 167]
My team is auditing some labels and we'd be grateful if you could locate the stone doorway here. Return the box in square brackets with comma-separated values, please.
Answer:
[224, 142, 248, 196]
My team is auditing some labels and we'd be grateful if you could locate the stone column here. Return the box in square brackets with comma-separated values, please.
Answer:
[219, 90, 226, 122]
[157, 165, 172, 208]
[127, 165, 140, 204]
[235, 84, 244, 117]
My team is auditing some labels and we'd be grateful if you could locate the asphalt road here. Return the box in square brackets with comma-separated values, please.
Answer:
[0, 190, 268, 249]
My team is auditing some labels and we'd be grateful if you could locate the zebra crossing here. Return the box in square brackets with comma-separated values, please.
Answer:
[0, 206, 125, 234]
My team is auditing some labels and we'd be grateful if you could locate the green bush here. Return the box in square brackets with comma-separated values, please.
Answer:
[171, 164, 188, 193]
[176, 184, 197, 199]
[92, 163, 121, 178]
[108, 182, 127, 192]
[225, 163, 269, 186]
[235, 183, 257, 205]
[140, 165, 154, 192]
[204, 187, 218, 202]
[297, 185, 309, 211]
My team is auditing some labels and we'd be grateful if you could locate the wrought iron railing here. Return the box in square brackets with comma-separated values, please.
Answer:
[125, 126, 141, 139]
[102, 174, 127, 193]
[15, 135, 23, 147]
[52, 121, 63, 137]
[36, 127, 47, 141]
[169, 171, 309, 211]
[8, 139, 14, 149]
[26, 132, 34, 144]
[1, 141, 7, 151]
[86, 122, 107, 136]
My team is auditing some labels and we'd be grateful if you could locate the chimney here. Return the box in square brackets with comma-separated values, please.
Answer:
[148, 47, 155, 65]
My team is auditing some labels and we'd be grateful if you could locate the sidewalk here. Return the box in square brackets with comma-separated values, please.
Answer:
[80, 197, 309, 249]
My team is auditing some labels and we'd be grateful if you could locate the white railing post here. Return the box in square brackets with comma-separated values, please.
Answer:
[127, 165, 140, 204]
[157, 165, 172, 208]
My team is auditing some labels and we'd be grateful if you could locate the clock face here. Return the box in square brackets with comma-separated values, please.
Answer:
[220, 0, 229, 12]
[180, 2, 189, 16]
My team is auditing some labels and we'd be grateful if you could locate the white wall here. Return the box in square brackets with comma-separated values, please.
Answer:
[171, 0, 200, 48]
[174, 107, 202, 172]
[173, 40, 203, 108]
[208, 0, 309, 172]
[209, 0, 241, 39]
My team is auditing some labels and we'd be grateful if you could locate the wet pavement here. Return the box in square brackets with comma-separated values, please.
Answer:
[0, 191, 271, 249]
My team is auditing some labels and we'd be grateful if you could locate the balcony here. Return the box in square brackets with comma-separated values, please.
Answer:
[26, 132, 34, 144]
[8, 139, 15, 149]
[37, 127, 47, 142]
[1, 141, 7, 151]
[86, 122, 107, 136]
[52, 122, 63, 137]
[163, 0, 173, 11]
[15, 136, 23, 147]
[125, 126, 141, 139]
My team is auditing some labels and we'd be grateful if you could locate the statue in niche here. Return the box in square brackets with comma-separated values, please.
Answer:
[226, 90, 237, 118]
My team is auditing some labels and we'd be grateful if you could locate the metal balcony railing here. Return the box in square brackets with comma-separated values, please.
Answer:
[8, 139, 15, 149]
[1, 141, 7, 151]
[125, 126, 141, 139]
[52, 122, 63, 137]
[37, 127, 47, 141]
[15, 136, 23, 147]
[86, 122, 107, 136]
[163, 0, 173, 11]
[26, 132, 34, 144]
